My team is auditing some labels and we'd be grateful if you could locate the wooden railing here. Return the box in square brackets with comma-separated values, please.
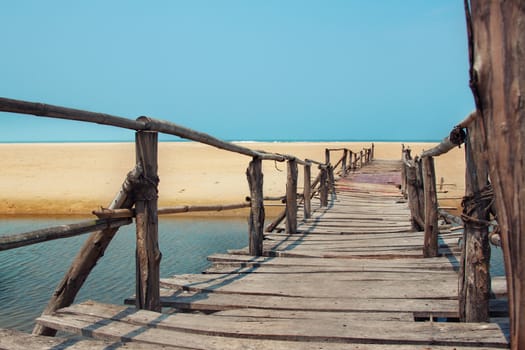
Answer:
[0, 96, 373, 337]
[400, 110, 500, 324]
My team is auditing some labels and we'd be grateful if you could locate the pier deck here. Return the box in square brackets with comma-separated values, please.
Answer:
[10, 159, 508, 349]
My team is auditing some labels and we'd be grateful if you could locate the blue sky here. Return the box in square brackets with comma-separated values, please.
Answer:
[1, 1, 473, 142]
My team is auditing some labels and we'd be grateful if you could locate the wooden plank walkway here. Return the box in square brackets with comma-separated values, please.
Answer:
[30, 159, 510, 349]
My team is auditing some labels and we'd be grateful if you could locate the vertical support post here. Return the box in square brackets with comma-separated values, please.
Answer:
[459, 124, 490, 322]
[401, 147, 412, 198]
[360, 150, 364, 168]
[342, 149, 348, 175]
[286, 158, 298, 234]
[371, 143, 375, 160]
[325, 149, 330, 166]
[134, 126, 161, 312]
[415, 158, 425, 225]
[406, 162, 424, 231]
[303, 163, 312, 219]
[422, 156, 439, 258]
[348, 150, 353, 171]
[320, 166, 329, 207]
[247, 157, 264, 256]
[401, 150, 407, 197]
[328, 165, 336, 196]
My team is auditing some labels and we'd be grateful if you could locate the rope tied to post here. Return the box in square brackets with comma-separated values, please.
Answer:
[461, 184, 494, 228]
[450, 126, 466, 148]
[130, 166, 159, 202]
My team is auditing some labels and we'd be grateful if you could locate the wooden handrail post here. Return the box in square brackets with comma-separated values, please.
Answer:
[247, 157, 265, 255]
[286, 158, 298, 234]
[325, 148, 330, 166]
[406, 162, 424, 231]
[342, 149, 348, 175]
[134, 126, 161, 312]
[328, 165, 336, 196]
[371, 143, 375, 160]
[422, 156, 439, 258]
[303, 163, 312, 219]
[459, 123, 490, 323]
[415, 158, 425, 226]
[348, 150, 353, 171]
[320, 167, 329, 207]
[33, 166, 140, 336]
[360, 150, 364, 168]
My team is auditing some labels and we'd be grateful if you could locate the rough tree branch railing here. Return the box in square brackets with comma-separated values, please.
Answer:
[0, 97, 286, 162]
[402, 110, 498, 325]
[0, 96, 350, 337]
[0, 218, 132, 251]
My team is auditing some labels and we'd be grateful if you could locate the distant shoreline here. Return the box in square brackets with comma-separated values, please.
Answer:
[0, 141, 464, 216]
[0, 138, 443, 144]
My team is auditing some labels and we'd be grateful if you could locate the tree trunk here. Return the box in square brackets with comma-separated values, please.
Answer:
[466, 1, 525, 347]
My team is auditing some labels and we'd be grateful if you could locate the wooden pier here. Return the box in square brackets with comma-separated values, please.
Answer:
[2, 159, 508, 349]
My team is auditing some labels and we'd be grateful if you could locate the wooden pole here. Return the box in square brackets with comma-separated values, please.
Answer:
[320, 167, 329, 207]
[303, 163, 312, 219]
[0, 97, 287, 162]
[0, 218, 131, 251]
[359, 150, 364, 168]
[342, 149, 348, 175]
[348, 150, 353, 171]
[328, 165, 336, 197]
[422, 156, 439, 258]
[33, 166, 140, 336]
[401, 149, 408, 197]
[134, 127, 161, 312]
[93, 202, 251, 218]
[325, 149, 330, 166]
[466, 2, 524, 344]
[406, 162, 424, 231]
[459, 124, 491, 323]
[286, 158, 298, 234]
[415, 158, 425, 227]
[246, 157, 264, 255]
[371, 143, 375, 160]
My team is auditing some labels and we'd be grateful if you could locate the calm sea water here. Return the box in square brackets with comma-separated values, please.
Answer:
[0, 217, 248, 332]
[0, 217, 505, 333]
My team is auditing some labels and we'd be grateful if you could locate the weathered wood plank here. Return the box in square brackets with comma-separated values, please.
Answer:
[213, 309, 415, 322]
[0, 328, 180, 350]
[128, 290, 461, 316]
[39, 301, 509, 347]
[160, 274, 458, 299]
[207, 253, 460, 270]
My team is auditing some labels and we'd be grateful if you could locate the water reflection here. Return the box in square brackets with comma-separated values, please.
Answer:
[0, 216, 248, 331]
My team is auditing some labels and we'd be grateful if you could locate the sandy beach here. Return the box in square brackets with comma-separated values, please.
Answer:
[0, 141, 465, 216]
